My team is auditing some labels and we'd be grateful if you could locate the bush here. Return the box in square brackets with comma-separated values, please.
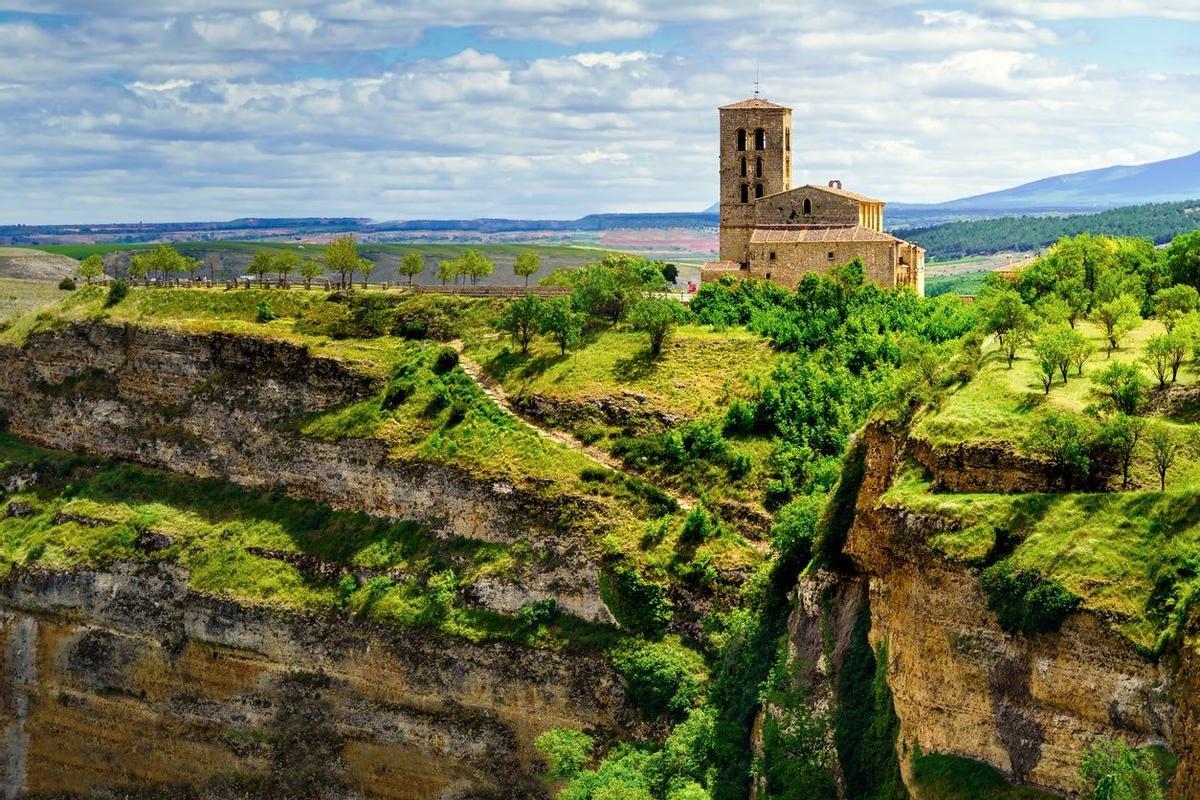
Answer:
[433, 346, 459, 374]
[1079, 738, 1168, 800]
[598, 566, 671, 635]
[104, 278, 129, 307]
[723, 399, 757, 435]
[681, 419, 727, 462]
[770, 495, 823, 578]
[57, 277, 76, 291]
[518, 598, 559, 632]
[535, 728, 594, 781]
[611, 640, 702, 721]
[727, 451, 752, 479]
[680, 506, 716, 543]
[255, 300, 277, 323]
[980, 561, 1080, 635]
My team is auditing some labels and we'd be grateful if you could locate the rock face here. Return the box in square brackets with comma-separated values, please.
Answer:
[0, 322, 613, 625]
[0, 563, 639, 799]
[789, 423, 1187, 798]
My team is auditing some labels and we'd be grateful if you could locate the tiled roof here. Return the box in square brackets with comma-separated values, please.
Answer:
[719, 98, 789, 111]
[798, 184, 885, 204]
[750, 225, 903, 244]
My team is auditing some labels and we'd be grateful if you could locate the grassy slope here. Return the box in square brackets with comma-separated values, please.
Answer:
[0, 278, 66, 324]
[4, 285, 763, 582]
[911, 753, 1059, 800]
[0, 433, 621, 651]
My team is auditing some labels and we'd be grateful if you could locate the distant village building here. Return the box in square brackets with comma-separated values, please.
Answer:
[702, 97, 925, 296]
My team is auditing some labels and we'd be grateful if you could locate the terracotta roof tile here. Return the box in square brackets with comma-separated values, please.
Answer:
[719, 98, 789, 111]
[750, 225, 903, 244]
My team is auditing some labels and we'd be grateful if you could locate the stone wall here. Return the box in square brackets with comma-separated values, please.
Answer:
[753, 187, 860, 228]
[747, 239, 900, 289]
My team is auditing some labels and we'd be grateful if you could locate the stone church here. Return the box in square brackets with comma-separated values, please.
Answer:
[702, 97, 925, 295]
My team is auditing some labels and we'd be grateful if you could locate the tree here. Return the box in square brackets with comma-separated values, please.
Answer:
[204, 252, 222, 283]
[1143, 332, 1188, 387]
[535, 728, 594, 781]
[1147, 424, 1180, 491]
[568, 254, 668, 322]
[325, 235, 359, 288]
[1035, 294, 1072, 328]
[1091, 294, 1141, 356]
[357, 256, 376, 288]
[513, 251, 540, 287]
[1024, 411, 1095, 489]
[1058, 278, 1090, 328]
[540, 297, 584, 355]
[249, 251, 274, 286]
[1034, 327, 1074, 393]
[1152, 284, 1199, 332]
[1069, 333, 1096, 377]
[299, 259, 324, 289]
[1079, 738, 1165, 800]
[497, 294, 545, 354]
[128, 252, 151, 281]
[400, 252, 425, 286]
[77, 254, 104, 285]
[629, 297, 690, 357]
[460, 248, 494, 285]
[661, 263, 679, 284]
[1098, 413, 1145, 489]
[1000, 310, 1035, 369]
[1164, 229, 1200, 289]
[980, 288, 1032, 353]
[273, 250, 300, 287]
[436, 257, 459, 286]
[1091, 362, 1149, 415]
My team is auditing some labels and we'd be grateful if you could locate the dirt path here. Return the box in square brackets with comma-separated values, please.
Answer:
[450, 341, 695, 511]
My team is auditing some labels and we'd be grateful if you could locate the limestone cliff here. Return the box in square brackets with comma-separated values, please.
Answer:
[788, 423, 1189, 799]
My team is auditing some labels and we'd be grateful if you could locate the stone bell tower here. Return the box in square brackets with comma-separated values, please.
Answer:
[718, 97, 792, 267]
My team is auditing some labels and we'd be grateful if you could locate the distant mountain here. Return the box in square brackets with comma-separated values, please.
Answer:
[895, 150, 1200, 215]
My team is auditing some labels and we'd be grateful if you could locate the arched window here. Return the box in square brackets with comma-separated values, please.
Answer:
[755, 157, 763, 177]
[803, 198, 812, 215]
[740, 157, 747, 177]
[736, 129, 746, 151]
[755, 183, 764, 199]
[754, 128, 766, 150]
[740, 184, 749, 203]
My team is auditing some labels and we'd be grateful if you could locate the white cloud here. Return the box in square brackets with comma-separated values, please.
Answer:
[572, 51, 651, 69]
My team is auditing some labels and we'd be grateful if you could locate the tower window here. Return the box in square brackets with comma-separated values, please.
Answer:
[736, 129, 746, 151]
[754, 128, 766, 150]
[827, 251, 835, 260]
[769, 251, 776, 261]
[740, 157, 747, 177]
[740, 184, 749, 203]
[803, 198, 812, 215]
[786, 129, 791, 151]
[755, 183, 764, 199]
[755, 157, 763, 178]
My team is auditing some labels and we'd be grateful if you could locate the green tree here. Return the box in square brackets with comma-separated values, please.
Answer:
[249, 251, 274, 287]
[540, 296, 584, 355]
[460, 248, 494, 285]
[1098, 413, 1145, 490]
[513, 251, 540, 287]
[77, 253, 104, 285]
[357, 256, 376, 288]
[436, 257, 459, 286]
[1153, 284, 1199, 332]
[325, 235, 359, 288]
[1147, 423, 1180, 491]
[128, 252, 150, 281]
[273, 250, 300, 287]
[980, 288, 1032, 352]
[629, 297, 690, 357]
[1164, 229, 1200, 289]
[1091, 294, 1141, 356]
[568, 254, 668, 322]
[1091, 362, 1149, 415]
[1070, 333, 1096, 376]
[1025, 411, 1096, 489]
[1143, 332, 1188, 387]
[497, 294, 545, 354]
[1035, 294, 1072, 327]
[299, 259, 324, 289]
[535, 728, 594, 781]
[400, 251, 425, 285]
[662, 263, 679, 284]
[1034, 326, 1074, 393]
[1079, 738, 1166, 800]
[1058, 278, 1091, 328]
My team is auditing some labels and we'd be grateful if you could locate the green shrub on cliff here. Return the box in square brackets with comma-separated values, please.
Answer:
[536, 728, 595, 781]
[611, 639, 704, 722]
[1079, 738, 1169, 800]
[980, 561, 1080, 635]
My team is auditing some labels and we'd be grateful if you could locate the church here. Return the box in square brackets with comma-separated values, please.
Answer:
[701, 97, 925, 296]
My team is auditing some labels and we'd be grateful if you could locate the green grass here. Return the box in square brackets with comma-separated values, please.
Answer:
[0, 432, 626, 652]
[30, 240, 596, 261]
[883, 465, 1200, 650]
[0, 278, 65, 324]
[911, 752, 1059, 799]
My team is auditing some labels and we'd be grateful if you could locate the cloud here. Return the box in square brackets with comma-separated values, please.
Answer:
[0, 1, 1197, 223]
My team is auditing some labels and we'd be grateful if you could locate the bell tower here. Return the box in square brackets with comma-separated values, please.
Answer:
[718, 97, 792, 266]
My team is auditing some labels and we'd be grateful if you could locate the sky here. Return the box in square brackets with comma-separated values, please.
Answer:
[1, 1, 1198, 224]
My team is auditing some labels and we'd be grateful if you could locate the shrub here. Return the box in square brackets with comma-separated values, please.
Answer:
[535, 728, 594, 781]
[723, 399, 757, 435]
[104, 278, 129, 307]
[680, 506, 715, 543]
[770, 495, 823, 578]
[255, 300, 277, 323]
[57, 277, 76, 291]
[1079, 738, 1168, 800]
[1091, 362, 1149, 415]
[681, 419, 727, 462]
[611, 640, 702, 721]
[517, 598, 558, 632]
[433, 346, 459, 374]
[445, 399, 468, 426]
[727, 451, 752, 479]
[628, 297, 690, 356]
[598, 566, 671, 635]
[980, 561, 1080, 635]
